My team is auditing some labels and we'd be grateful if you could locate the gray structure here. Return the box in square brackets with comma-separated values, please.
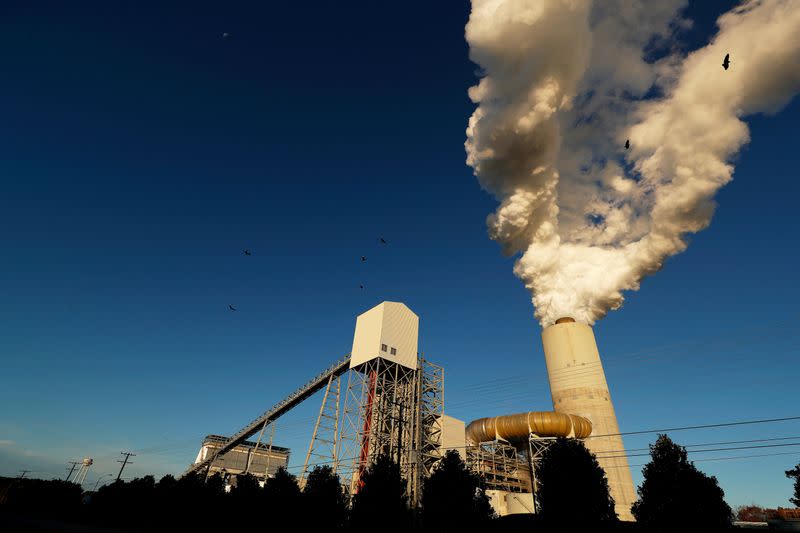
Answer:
[194, 434, 289, 482]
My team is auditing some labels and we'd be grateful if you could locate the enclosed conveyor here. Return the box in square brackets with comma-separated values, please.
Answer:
[465, 411, 592, 445]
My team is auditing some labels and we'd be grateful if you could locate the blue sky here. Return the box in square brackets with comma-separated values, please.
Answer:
[1, 0, 798, 508]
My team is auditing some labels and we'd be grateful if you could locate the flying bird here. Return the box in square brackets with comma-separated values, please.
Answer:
[624, 139, 630, 150]
[722, 53, 730, 71]
[228, 304, 237, 311]
[380, 237, 387, 245]
[242, 249, 252, 256]
[361, 256, 366, 262]
[359, 284, 365, 289]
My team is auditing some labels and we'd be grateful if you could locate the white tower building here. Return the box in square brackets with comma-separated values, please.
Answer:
[349, 301, 419, 371]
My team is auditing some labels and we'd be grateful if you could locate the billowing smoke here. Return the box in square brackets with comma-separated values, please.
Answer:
[466, 0, 800, 326]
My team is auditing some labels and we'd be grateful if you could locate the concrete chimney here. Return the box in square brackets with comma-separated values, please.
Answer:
[541, 318, 636, 521]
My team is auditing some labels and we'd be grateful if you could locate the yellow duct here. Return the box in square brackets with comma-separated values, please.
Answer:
[465, 411, 592, 444]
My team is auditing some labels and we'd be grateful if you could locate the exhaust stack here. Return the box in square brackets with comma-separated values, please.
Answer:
[542, 318, 636, 521]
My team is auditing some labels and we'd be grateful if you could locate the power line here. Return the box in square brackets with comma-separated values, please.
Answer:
[586, 415, 800, 439]
[283, 437, 800, 473]
[116, 452, 136, 482]
[438, 437, 800, 456]
[595, 435, 800, 456]
[691, 450, 800, 464]
[284, 447, 800, 475]
[606, 450, 800, 470]
[600, 441, 800, 460]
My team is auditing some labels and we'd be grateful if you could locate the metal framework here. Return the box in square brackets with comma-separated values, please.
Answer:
[185, 354, 350, 477]
[337, 358, 416, 493]
[464, 434, 564, 514]
[411, 358, 444, 499]
[240, 421, 280, 480]
[299, 373, 342, 487]
[334, 357, 443, 507]
[186, 349, 446, 511]
[466, 441, 530, 493]
[527, 436, 557, 513]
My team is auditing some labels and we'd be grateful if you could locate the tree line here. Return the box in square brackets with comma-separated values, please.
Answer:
[1, 434, 798, 532]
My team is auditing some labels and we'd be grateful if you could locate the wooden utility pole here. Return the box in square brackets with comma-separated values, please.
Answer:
[115, 452, 136, 482]
[65, 461, 80, 481]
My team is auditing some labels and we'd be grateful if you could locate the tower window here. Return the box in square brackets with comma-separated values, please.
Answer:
[381, 344, 387, 352]
[390, 347, 397, 355]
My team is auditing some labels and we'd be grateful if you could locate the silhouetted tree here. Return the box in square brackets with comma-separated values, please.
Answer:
[0, 477, 82, 520]
[205, 471, 225, 494]
[787, 463, 800, 507]
[88, 475, 159, 528]
[421, 450, 493, 531]
[632, 434, 732, 531]
[150, 474, 179, 528]
[154, 472, 227, 530]
[536, 437, 616, 523]
[232, 472, 260, 495]
[350, 455, 411, 531]
[156, 474, 177, 491]
[302, 465, 348, 529]
[224, 473, 262, 528]
[735, 504, 766, 522]
[264, 467, 301, 517]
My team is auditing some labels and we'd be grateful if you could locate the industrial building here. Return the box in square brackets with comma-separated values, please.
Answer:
[187, 301, 635, 519]
[193, 434, 289, 484]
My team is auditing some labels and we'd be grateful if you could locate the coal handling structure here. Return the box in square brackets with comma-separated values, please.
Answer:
[185, 301, 444, 507]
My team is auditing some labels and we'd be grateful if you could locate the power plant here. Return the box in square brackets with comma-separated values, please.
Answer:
[188, 301, 635, 519]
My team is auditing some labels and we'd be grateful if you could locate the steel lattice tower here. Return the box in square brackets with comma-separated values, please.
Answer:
[301, 302, 444, 507]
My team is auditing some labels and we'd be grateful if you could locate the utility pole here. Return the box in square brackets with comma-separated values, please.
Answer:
[65, 461, 80, 481]
[0, 470, 29, 505]
[115, 452, 135, 482]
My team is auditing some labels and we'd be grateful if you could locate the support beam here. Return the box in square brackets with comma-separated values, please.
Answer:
[184, 354, 350, 477]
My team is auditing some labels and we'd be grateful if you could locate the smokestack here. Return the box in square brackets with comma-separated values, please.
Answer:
[542, 318, 635, 521]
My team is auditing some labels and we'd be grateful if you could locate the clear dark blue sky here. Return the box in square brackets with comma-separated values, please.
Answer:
[1, 1, 798, 507]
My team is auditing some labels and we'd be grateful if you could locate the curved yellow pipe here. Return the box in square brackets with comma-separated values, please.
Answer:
[465, 411, 592, 444]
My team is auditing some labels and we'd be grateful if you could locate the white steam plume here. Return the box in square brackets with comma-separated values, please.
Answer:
[466, 0, 800, 326]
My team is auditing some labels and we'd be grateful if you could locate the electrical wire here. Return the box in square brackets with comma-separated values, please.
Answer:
[594, 435, 800, 455]
[586, 415, 800, 439]
[604, 450, 800, 469]
[599, 441, 800, 460]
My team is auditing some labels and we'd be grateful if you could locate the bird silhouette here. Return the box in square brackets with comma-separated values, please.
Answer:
[242, 249, 252, 256]
[359, 284, 365, 289]
[361, 256, 366, 262]
[380, 237, 387, 245]
[228, 304, 237, 311]
[722, 53, 730, 71]
[625, 139, 630, 150]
